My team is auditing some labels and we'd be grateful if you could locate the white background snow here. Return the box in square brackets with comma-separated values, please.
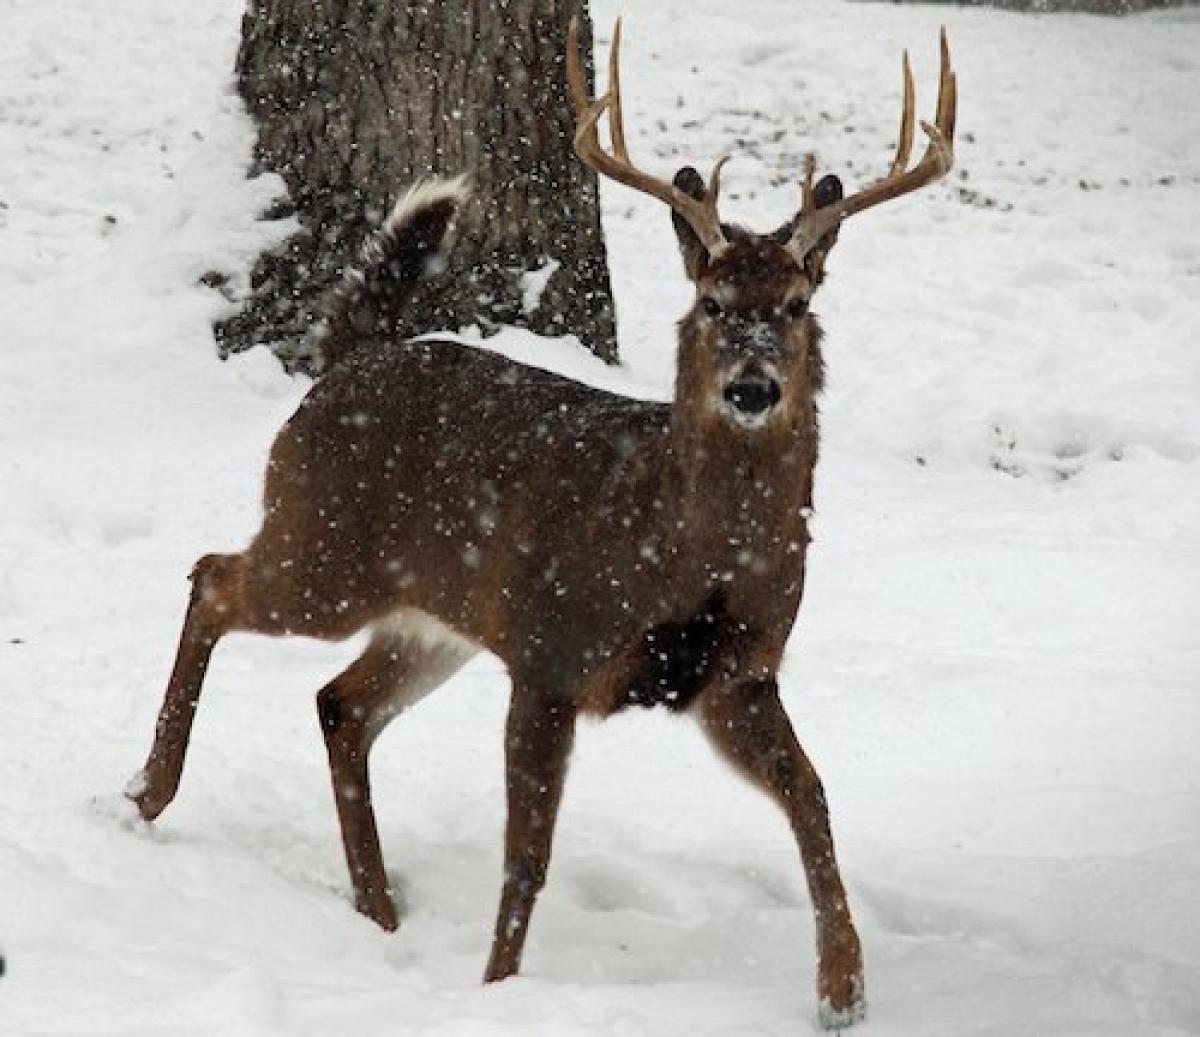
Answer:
[2, 0, 1198, 1033]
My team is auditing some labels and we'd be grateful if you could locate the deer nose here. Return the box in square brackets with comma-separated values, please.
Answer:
[723, 374, 781, 417]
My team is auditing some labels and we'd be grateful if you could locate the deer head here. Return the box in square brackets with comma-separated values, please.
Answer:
[567, 19, 956, 437]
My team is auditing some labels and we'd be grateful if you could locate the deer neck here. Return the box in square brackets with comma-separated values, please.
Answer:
[661, 390, 817, 561]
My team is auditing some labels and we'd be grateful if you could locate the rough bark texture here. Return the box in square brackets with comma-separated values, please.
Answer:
[218, 0, 617, 373]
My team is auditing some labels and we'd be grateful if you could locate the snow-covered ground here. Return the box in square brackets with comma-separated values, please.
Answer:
[2, 0, 1198, 1033]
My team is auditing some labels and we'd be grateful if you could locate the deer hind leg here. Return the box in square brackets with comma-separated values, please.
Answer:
[317, 611, 477, 931]
[129, 553, 246, 821]
[483, 688, 576, 982]
[698, 677, 865, 1031]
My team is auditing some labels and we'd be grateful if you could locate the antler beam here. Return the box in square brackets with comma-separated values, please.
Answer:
[566, 17, 731, 259]
[787, 30, 958, 265]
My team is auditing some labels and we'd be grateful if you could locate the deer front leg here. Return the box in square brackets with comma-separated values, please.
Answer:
[699, 677, 865, 1030]
[483, 690, 576, 983]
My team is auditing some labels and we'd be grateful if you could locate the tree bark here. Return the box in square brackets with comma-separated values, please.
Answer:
[219, 0, 618, 373]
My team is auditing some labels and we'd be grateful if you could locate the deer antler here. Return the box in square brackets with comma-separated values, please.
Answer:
[787, 29, 957, 265]
[566, 16, 731, 259]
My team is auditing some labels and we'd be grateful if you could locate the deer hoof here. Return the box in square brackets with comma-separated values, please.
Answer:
[818, 994, 866, 1031]
[818, 974, 866, 1031]
[356, 894, 399, 932]
[817, 923, 865, 1029]
[124, 769, 169, 822]
[482, 948, 521, 983]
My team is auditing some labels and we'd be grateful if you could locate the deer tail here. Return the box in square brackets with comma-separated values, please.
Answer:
[315, 175, 470, 371]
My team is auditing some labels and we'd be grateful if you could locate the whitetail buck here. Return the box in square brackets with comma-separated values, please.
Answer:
[128, 18, 955, 1029]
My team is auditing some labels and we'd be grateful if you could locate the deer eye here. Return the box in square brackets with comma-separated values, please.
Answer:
[784, 297, 809, 320]
[700, 296, 723, 319]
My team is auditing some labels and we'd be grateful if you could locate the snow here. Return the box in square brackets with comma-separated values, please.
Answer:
[2, 0, 1199, 1034]
[520, 258, 563, 317]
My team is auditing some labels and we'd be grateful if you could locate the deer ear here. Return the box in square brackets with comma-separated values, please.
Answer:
[804, 174, 843, 282]
[773, 173, 844, 283]
[812, 172, 844, 211]
[671, 166, 710, 281]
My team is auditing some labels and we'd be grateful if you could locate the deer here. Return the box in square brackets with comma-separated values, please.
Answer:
[127, 17, 956, 1029]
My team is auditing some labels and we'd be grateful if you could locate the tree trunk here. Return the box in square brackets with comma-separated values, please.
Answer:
[218, 0, 618, 373]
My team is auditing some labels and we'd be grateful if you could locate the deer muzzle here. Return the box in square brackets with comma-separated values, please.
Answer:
[721, 363, 782, 429]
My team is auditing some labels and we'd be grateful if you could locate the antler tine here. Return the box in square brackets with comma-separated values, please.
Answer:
[890, 51, 915, 178]
[794, 153, 819, 251]
[787, 30, 958, 265]
[936, 27, 957, 153]
[565, 14, 591, 120]
[914, 27, 957, 179]
[607, 18, 628, 162]
[566, 16, 730, 258]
